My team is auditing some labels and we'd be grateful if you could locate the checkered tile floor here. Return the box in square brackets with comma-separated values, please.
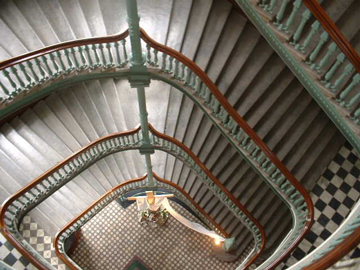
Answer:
[0, 215, 67, 270]
[70, 201, 245, 270]
[279, 142, 360, 269]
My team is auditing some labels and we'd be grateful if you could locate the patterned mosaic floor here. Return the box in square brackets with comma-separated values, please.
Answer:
[70, 201, 244, 270]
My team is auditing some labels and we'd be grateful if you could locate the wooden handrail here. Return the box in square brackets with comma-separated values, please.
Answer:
[0, 126, 141, 270]
[55, 172, 231, 269]
[148, 124, 266, 268]
[303, 226, 360, 270]
[141, 28, 314, 269]
[302, 0, 360, 73]
[0, 30, 129, 70]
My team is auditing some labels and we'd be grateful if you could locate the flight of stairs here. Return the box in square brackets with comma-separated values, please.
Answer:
[1, 0, 358, 266]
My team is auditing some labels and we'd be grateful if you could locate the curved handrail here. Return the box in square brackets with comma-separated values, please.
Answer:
[302, 0, 360, 73]
[0, 31, 129, 70]
[141, 28, 314, 269]
[1, 124, 261, 270]
[55, 172, 233, 270]
[0, 126, 141, 270]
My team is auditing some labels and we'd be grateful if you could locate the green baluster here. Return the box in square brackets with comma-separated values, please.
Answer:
[346, 91, 360, 111]
[70, 48, 80, 70]
[78, 46, 88, 69]
[180, 63, 186, 81]
[161, 53, 167, 71]
[337, 74, 360, 109]
[10, 66, 25, 88]
[185, 67, 191, 85]
[0, 81, 10, 96]
[43, 55, 55, 77]
[205, 88, 211, 104]
[213, 99, 220, 114]
[26, 61, 39, 83]
[174, 59, 180, 79]
[331, 64, 354, 92]
[274, 0, 290, 26]
[2, 69, 18, 94]
[34, 58, 47, 82]
[190, 71, 196, 89]
[146, 43, 152, 64]
[19, 63, 33, 87]
[264, 0, 278, 14]
[299, 21, 320, 53]
[322, 53, 345, 86]
[290, 10, 311, 47]
[168, 56, 173, 73]
[153, 50, 159, 67]
[259, 0, 268, 8]
[91, 44, 101, 68]
[98, 43, 107, 67]
[307, 32, 329, 66]
[352, 108, 360, 124]
[121, 39, 128, 63]
[84, 45, 94, 68]
[114, 42, 122, 67]
[316, 42, 337, 73]
[55, 51, 67, 73]
[195, 77, 201, 95]
[64, 49, 74, 72]
[281, 0, 302, 33]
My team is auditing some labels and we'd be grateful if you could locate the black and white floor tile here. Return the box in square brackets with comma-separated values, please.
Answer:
[279, 142, 360, 269]
[0, 215, 67, 270]
[70, 201, 246, 270]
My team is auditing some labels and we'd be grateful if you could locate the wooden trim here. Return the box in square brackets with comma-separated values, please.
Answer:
[302, 0, 360, 73]
[0, 30, 129, 70]
[148, 124, 265, 268]
[303, 226, 360, 270]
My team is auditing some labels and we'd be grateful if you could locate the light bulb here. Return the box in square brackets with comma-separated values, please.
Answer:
[215, 238, 221, 245]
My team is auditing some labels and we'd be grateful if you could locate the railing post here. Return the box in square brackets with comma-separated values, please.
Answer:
[126, 0, 154, 186]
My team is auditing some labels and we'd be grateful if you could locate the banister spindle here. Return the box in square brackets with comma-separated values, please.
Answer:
[316, 42, 337, 73]
[161, 53, 167, 71]
[331, 64, 354, 92]
[114, 42, 122, 67]
[121, 39, 128, 63]
[78, 46, 88, 69]
[290, 10, 311, 47]
[55, 51, 67, 73]
[2, 69, 18, 93]
[91, 44, 101, 68]
[34, 58, 48, 82]
[174, 59, 180, 79]
[264, 0, 278, 14]
[64, 49, 74, 72]
[281, 0, 302, 33]
[19, 63, 33, 87]
[337, 74, 360, 109]
[10, 66, 25, 88]
[299, 21, 320, 53]
[274, 0, 290, 26]
[322, 53, 345, 87]
[43, 55, 56, 77]
[105, 43, 115, 67]
[70, 48, 80, 70]
[306, 31, 329, 66]
[98, 43, 107, 67]
[0, 81, 10, 96]
[26, 61, 39, 83]
[84, 45, 94, 68]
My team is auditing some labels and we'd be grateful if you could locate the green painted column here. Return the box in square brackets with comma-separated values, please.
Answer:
[126, 0, 154, 186]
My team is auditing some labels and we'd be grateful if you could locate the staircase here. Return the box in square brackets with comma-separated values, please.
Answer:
[0, 0, 358, 268]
